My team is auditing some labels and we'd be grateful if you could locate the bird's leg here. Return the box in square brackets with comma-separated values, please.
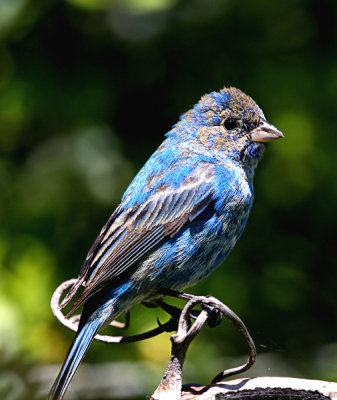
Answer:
[142, 299, 184, 327]
[157, 288, 217, 328]
[156, 299, 200, 319]
[143, 298, 200, 322]
[157, 288, 196, 301]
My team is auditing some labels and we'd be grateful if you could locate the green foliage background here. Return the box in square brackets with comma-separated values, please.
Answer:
[1, 0, 337, 398]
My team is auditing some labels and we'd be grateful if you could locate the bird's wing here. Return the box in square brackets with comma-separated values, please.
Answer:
[61, 163, 215, 314]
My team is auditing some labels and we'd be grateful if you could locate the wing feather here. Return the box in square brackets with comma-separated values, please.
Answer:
[63, 163, 215, 314]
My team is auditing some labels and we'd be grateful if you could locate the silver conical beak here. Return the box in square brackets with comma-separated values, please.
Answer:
[250, 119, 284, 142]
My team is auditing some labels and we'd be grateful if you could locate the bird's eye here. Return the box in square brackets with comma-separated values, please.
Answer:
[223, 118, 240, 131]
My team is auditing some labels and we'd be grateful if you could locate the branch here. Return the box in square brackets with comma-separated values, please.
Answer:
[50, 279, 179, 343]
[151, 294, 256, 400]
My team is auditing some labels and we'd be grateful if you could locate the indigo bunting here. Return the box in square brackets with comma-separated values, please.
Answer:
[49, 87, 283, 399]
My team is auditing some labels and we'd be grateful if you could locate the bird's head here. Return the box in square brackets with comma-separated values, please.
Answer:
[177, 87, 283, 163]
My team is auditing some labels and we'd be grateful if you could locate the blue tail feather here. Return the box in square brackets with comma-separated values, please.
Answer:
[48, 318, 100, 400]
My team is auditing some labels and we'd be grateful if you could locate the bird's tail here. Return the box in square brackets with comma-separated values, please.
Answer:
[48, 318, 100, 400]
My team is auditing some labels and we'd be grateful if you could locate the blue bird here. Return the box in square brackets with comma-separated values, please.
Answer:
[48, 87, 283, 399]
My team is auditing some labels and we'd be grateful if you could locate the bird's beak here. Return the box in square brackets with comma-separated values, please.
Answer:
[250, 119, 284, 142]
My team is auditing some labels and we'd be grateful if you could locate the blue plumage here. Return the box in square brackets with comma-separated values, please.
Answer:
[49, 318, 100, 400]
[49, 87, 283, 399]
